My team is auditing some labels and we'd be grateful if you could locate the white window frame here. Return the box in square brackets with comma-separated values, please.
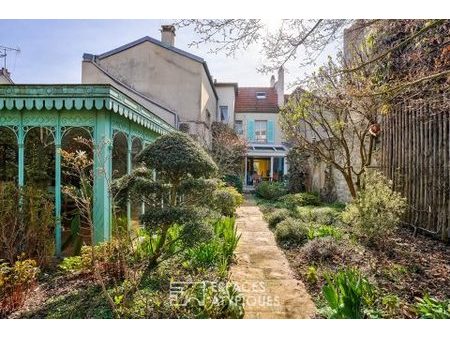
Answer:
[219, 105, 229, 122]
[256, 92, 266, 99]
[235, 120, 243, 135]
[255, 120, 267, 143]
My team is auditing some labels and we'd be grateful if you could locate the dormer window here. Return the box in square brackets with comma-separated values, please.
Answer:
[256, 92, 266, 99]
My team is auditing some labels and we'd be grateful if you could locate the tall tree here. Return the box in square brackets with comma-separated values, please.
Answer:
[210, 122, 247, 177]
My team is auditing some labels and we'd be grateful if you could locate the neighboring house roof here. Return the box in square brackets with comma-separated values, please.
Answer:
[235, 87, 279, 113]
[83, 36, 218, 100]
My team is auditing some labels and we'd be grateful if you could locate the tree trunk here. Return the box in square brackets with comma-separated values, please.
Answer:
[343, 171, 357, 199]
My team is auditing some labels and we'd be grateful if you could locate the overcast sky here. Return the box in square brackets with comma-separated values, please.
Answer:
[0, 19, 340, 92]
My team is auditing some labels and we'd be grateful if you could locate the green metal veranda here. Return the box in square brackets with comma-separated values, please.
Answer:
[0, 84, 175, 256]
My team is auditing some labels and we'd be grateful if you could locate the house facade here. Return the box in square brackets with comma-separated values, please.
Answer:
[82, 25, 289, 189]
[216, 68, 288, 189]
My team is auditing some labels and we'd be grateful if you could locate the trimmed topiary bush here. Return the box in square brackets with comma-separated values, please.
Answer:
[137, 131, 218, 180]
[255, 181, 287, 200]
[115, 132, 219, 272]
[264, 208, 290, 229]
[274, 217, 309, 247]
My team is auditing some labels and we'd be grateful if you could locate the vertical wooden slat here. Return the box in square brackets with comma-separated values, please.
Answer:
[442, 107, 450, 240]
[379, 95, 449, 239]
[417, 103, 424, 226]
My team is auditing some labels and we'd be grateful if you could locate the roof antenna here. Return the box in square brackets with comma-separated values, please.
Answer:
[0, 45, 21, 69]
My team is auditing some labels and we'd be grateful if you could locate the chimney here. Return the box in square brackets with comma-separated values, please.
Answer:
[276, 66, 284, 106]
[270, 75, 276, 87]
[0, 68, 13, 84]
[161, 25, 176, 47]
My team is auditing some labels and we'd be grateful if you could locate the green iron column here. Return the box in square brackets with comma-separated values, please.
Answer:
[127, 134, 132, 230]
[17, 113, 24, 188]
[93, 110, 112, 243]
[54, 118, 62, 257]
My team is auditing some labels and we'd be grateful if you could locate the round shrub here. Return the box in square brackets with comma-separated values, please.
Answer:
[278, 192, 321, 209]
[300, 237, 341, 263]
[264, 208, 290, 229]
[137, 131, 218, 180]
[342, 170, 407, 245]
[255, 181, 287, 200]
[296, 206, 342, 225]
[274, 218, 308, 247]
[212, 186, 244, 216]
[223, 175, 243, 193]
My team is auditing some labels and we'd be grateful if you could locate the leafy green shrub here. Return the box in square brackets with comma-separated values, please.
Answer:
[0, 182, 55, 266]
[322, 268, 375, 319]
[307, 224, 342, 240]
[306, 266, 319, 285]
[255, 181, 287, 200]
[186, 242, 222, 268]
[415, 294, 450, 319]
[274, 218, 309, 247]
[176, 282, 244, 319]
[296, 206, 342, 225]
[80, 240, 128, 280]
[301, 237, 341, 263]
[342, 170, 407, 245]
[381, 294, 402, 318]
[264, 208, 290, 229]
[279, 192, 321, 209]
[184, 217, 240, 270]
[0, 258, 39, 317]
[59, 256, 83, 273]
[223, 175, 243, 193]
[212, 186, 244, 216]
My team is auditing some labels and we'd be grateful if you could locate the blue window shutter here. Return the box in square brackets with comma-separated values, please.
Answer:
[247, 119, 255, 142]
[267, 120, 275, 143]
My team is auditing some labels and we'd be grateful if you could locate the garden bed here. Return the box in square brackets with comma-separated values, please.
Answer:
[256, 189, 450, 319]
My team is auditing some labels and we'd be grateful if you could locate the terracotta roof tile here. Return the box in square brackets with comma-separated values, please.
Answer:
[235, 87, 279, 113]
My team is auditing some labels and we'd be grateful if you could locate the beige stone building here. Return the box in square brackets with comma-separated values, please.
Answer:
[81, 25, 289, 187]
[82, 25, 218, 146]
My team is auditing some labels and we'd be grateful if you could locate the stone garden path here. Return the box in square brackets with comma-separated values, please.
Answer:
[230, 196, 316, 319]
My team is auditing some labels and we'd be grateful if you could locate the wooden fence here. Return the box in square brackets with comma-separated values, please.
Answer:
[380, 97, 450, 241]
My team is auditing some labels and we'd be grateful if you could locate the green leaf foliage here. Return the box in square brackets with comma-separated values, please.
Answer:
[136, 132, 218, 181]
[322, 268, 374, 319]
[342, 170, 407, 245]
[415, 294, 450, 319]
[255, 181, 287, 200]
